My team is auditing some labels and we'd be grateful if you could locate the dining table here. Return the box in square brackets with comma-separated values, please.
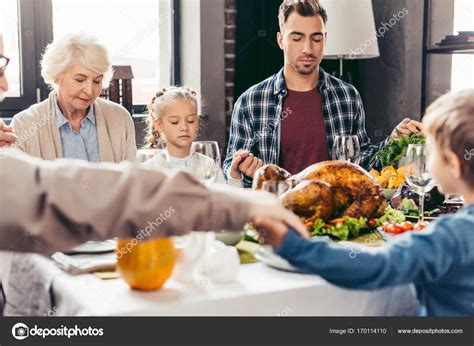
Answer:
[0, 247, 420, 316]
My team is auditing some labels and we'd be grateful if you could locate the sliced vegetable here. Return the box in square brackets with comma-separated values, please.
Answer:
[384, 223, 403, 234]
[400, 221, 414, 231]
[328, 218, 345, 225]
[311, 216, 367, 240]
[368, 219, 377, 228]
[380, 220, 430, 235]
[414, 222, 429, 231]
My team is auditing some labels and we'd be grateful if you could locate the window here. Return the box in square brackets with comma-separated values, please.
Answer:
[52, 0, 174, 106]
[0, 0, 21, 97]
[0, 0, 43, 118]
[451, 0, 474, 91]
[0, 0, 178, 117]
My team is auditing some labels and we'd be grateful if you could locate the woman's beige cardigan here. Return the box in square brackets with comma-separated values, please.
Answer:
[11, 92, 137, 163]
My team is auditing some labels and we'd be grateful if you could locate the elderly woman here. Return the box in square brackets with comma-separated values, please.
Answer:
[11, 33, 136, 162]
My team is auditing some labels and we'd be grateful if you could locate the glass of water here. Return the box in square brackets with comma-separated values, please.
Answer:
[189, 141, 221, 184]
[404, 144, 435, 223]
[261, 180, 290, 197]
[136, 148, 170, 168]
[332, 135, 361, 165]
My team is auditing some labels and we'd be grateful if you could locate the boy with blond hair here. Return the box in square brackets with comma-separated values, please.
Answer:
[256, 89, 474, 316]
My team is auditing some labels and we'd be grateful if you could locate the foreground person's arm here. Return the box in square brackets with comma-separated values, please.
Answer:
[274, 220, 472, 290]
[0, 150, 253, 255]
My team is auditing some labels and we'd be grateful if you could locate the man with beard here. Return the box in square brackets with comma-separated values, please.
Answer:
[223, 0, 423, 187]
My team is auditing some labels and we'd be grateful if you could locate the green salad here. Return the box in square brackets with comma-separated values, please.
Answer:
[311, 205, 406, 240]
[373, 132, 425, 167]
[311, 217, 367, 240]
[373, 205, 406, 226]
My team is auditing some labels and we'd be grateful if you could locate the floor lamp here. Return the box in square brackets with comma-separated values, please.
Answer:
[320, 0, 380, 80]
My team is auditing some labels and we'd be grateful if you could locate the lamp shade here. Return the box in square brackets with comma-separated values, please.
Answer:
[319, 0, 380, 59]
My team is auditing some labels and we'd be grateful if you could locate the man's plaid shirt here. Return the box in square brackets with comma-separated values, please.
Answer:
[223, 67, 386, 187]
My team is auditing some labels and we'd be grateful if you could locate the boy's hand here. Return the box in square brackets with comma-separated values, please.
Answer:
[391, 118, 424, 140]
[250, 203, 308, 247]
[230, 150, 263, 179]
[252, 215, 289, 247]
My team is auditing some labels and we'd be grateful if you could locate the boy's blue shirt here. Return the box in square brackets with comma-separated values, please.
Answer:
[276, 204, 474, 316]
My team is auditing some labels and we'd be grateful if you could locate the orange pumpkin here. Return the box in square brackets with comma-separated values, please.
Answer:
[116, 238, 176, 291]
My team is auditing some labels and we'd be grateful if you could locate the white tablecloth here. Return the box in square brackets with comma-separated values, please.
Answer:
[1, 252, 420, 316]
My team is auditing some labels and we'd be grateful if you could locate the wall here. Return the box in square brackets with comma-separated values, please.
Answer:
[426, 0, 454, 107]
[180, 0, 227, 148]
[358, 0, 425, 142]
[200, 0, 227, 146]
[225, 0, 237, 142]
[229, 0, 453, 144]
[358, 0, 453, 141]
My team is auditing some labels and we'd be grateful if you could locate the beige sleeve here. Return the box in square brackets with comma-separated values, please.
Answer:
[124, 114, 137, 162]
[227, 175, 243, 188]
[0, 150, 250, 255]
[9, 116, 27, 152]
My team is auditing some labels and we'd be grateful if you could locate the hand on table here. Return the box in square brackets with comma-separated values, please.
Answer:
[391, 118, 424, 140]
[229, 150, 263, 180]
[0, 118, 17, 147]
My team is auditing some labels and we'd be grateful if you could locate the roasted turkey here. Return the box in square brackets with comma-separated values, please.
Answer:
[279, 180, 335, 228]
[253, 161, 386, 229]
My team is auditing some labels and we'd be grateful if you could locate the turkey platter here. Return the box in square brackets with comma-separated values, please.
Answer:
[253, 161, 387, 230]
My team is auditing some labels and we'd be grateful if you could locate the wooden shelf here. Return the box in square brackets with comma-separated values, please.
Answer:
[426, 44, 474, 54]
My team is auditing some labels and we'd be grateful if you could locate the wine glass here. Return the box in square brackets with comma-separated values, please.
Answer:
[404, 144, 435, 223]
[189, 141, 221, 184]
[136, 148, 170, 168]
[332, 135, 361, 165]
[261, 180, 290, 197]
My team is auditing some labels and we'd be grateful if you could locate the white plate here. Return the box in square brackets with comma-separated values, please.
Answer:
[254, 246, 302, 273]
[215, 231, 243, 246]
[375, 228, 395, 242]
[65, 240, 117, 255]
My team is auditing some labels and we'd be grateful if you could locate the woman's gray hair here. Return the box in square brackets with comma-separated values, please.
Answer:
[41, 32, 113, 89]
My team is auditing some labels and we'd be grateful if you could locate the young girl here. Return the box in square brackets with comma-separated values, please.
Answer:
[143, 87, 246, 187]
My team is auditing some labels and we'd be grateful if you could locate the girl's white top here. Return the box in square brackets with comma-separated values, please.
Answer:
[144, 151, 243, 188]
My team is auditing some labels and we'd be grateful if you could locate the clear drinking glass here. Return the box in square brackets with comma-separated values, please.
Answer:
[136, 148, 170, 168]
[332, 135, 361, 165]
[189, 141, 221, 184]
[261, 180, 290, 197]
[404, 144, 435, 223]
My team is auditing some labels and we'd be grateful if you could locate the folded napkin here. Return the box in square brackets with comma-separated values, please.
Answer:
[51, 252, 116, 275]
[202, 240, 240, 282]
[3, 253, 62, 316]
[172, 232, 241, 283]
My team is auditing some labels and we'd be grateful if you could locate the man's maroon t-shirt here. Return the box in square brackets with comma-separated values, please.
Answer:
[279, 87, 329, 174]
